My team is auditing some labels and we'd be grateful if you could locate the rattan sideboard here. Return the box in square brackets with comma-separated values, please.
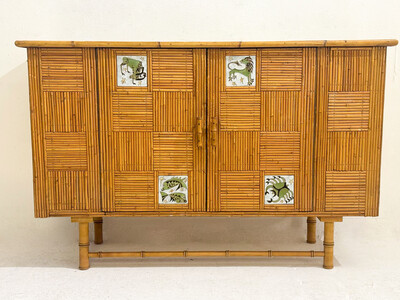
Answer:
[16, 39, 398, 269]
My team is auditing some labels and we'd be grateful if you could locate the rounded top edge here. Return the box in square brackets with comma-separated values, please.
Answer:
[15, 39, 399, 48]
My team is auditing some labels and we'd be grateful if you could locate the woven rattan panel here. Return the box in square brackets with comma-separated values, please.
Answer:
[314, 47, 386, 216]
[28, 48, 100, 217]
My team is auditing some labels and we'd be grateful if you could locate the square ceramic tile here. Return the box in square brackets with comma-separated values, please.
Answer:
[117, 55, 147, 87]
[226, 55, 256, 87]
[264, 175, 294, 205]
[158, 175, 188, 204]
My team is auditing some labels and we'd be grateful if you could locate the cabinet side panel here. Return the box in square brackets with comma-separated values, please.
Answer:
[366, 47, 386, 216]
[314, 47, 386, 216]
[28, 48, 100, 215]
[27, 48, 48, 217]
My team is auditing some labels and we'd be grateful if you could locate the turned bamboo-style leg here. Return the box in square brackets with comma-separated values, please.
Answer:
[318, 217, 342, 269]
[71, 217, 93, 270]
[306, 217, 316, 244]
[94, 217, 103, 245]
[79, 222, 90, 270]
[323, 221, 334, 269]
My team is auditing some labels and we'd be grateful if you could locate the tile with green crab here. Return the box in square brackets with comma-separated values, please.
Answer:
[226, 55, 256, 87]
[264, 175, 294, 205]
[158, 176, 188, 204]
[117, 55, 147, 87]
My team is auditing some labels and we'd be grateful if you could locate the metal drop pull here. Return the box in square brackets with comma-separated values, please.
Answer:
[211, 118, 218, 147]
[196, 118, 203, 148]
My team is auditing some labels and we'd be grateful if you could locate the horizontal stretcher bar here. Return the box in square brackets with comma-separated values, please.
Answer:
[88, 250, 324, 258]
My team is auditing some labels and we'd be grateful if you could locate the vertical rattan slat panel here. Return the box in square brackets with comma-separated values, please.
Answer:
[207, 49, 222, 212]
[97, 48, 113, 212]
[365, 47, 386, 216]
[28, 48, 47, 217]
[314, 47, 329, 212]
[192, 49, 207, 211]
[300, 48, 317, 212]
[82, 48, 101, 212]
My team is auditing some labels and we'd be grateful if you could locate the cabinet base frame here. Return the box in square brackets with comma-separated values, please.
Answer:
[71, 216, 342, 270]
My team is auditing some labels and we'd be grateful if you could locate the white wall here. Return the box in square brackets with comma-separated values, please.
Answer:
[0, 0, 399, 265]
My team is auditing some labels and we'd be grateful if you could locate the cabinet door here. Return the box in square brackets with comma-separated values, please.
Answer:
[207, 48, 316, 212]
[98, 49, 206, 212]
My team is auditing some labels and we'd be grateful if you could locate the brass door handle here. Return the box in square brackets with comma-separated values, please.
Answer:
[211, 118, 218, 147]
[196, 118, 203, 148]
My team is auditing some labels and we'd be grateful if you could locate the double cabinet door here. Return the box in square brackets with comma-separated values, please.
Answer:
[98, 48, 316, 213]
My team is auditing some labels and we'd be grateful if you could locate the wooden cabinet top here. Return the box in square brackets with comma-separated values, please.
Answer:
[15, 39, 398, 48]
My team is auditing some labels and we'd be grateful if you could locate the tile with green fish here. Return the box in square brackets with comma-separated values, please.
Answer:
[158, 175, 188, 204]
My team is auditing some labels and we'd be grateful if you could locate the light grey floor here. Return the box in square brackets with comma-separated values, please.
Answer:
[1, 217, 399, 299]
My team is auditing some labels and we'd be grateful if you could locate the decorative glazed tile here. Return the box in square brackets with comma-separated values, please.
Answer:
[117, 55, 147, 87]
[226, 55, 256, 87]
[158, 175, 188, 204]
[264, 175, 294, 205]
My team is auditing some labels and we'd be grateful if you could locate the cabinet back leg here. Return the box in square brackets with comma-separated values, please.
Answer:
[94, 217, 103, 245]
[306, 217, 316, 244]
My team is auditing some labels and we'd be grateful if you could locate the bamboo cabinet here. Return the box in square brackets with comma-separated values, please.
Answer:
[16, 40, 398, 269]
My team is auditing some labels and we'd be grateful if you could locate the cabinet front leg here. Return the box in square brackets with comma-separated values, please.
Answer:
[79, 222, 90, 270]
[94, 217, 103, 245]
[318, 217, 342, 269]
[323, 221, 334, 269]
[306, 217, 316, 244]
[71, 217, 93, 270]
